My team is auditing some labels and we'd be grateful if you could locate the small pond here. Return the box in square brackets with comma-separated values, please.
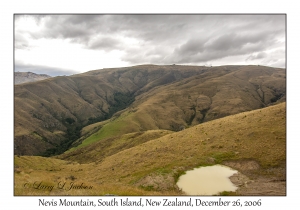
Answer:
[176, 164, 238, 195]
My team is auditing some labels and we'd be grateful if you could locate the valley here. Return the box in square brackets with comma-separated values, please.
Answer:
[14, 64, 286, 195]
[14, 65, 285, 156]
[14, 102, 286, 195]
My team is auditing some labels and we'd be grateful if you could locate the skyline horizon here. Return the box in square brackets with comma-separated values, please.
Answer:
[15, 14, 286, 77]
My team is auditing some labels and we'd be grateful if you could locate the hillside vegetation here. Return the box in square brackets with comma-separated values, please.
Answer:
[15, 102, 286, 195]
[68, 65, 286, 152]
[14, 65, 205, 155]
[14, 65, 285, 156]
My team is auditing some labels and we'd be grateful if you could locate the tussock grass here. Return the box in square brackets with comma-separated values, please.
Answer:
[15, 102, 286, 195]
[15, 65, 209, 155]
[71, 66, 285, 151]
[15, 65, 285, 156]
[59, 130, 174, 163]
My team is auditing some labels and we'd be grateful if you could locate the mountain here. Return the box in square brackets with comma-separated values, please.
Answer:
[14, 102, 286, 195]
[71, 65, 285, 152]
[14, 65, 286, 156]
[14, 72, 51, 84]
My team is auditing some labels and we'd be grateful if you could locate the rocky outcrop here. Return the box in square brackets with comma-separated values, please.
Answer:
[15, 72, 51, 84]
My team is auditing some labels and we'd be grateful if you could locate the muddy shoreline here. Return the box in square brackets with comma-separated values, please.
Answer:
[225, 160, 286, 196]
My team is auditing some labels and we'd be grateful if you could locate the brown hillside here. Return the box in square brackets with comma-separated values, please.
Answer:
[14, 65, 285, 156]
[14, 65, 205, 155]
[14, 102, 286, 195]
[129, 65, 285, 128]
[71, 65, 285, 151]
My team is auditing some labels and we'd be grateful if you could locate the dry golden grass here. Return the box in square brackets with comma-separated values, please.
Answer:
[74, 65, 285, 151]
[59, 130, 174, 163]
[15, 65, 285, 156]
[14, 157, 171, 196]
[15, 102, 286, 195]
[14, 65, 208, 155]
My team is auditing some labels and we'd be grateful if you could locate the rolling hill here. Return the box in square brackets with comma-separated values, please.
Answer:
[14, 65, 286, 156]
[14, 102, 286, 195]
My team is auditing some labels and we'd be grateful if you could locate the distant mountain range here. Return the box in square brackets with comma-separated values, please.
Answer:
[14, 72, 51, 84]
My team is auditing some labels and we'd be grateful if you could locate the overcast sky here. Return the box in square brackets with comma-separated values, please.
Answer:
[14, 14, 286, 76]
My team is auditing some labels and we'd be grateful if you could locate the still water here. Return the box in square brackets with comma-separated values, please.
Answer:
[176, 165, 238, 195]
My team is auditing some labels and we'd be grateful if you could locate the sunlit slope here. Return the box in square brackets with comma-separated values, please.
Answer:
[59, 130, 174, 163]
[15, 102, 285, 195]
[14, 155, 169, 196]
[75, 65, 285, 150]
[73, 102, 286, 170]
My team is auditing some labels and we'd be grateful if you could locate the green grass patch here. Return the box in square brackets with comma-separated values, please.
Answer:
[218, 191, 238, 196]
[173, 170, 186, 183]
[155, 167, 172, 175]
[139, 185, 155, 191]
[68, 113, 133, 152]
[31, 131, 43, 140]
[211, 152, 236, 164]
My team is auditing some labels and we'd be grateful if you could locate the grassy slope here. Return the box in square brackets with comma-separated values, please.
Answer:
[14, 102, 286, 195]
[71, 65, 285, 152]
[14, 65, 206, 155]
[15, 65, 286, 156]
[59, 130, 174, 163]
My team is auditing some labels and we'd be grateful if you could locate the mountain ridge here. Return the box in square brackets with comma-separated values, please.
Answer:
[14, 65, 286, 156]
[14, 71, 52, 84]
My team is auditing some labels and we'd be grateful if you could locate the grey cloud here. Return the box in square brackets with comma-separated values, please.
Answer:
[165, 23, 283, 64]
[15, 14, 285, 67]
[271, 60, 285, 68]
[175, 37, 207, 56]
[260, 49, 285, 68]
[120, 48, 150, 64]
[15, 33, 29, 50]
[246, 52, 268, 61]
[87, 37, 122, 51]
[262, 58, 285, 68]
[120, 15, 284, 65]
[16, 15, 204, 47]
[42, 16, 93, 40]
[19, 15, 101, 43]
